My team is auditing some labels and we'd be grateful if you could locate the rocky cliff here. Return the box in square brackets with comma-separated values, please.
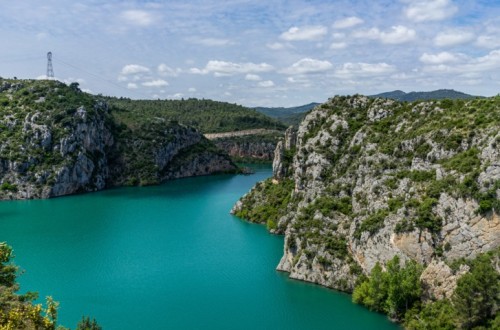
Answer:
[0, 79, 237, 199]
[204, 129, 283, 162]
[233, 95, 500, 297]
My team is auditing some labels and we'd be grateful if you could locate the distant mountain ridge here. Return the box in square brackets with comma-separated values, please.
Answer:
[254, 102, 320, 126]
[253, 89, 480, 125]
[255, 103, 320, 117]
[371, 89, 480, 101]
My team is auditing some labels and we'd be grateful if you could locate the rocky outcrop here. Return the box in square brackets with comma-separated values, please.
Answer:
[0, 78, 237, 199]
[420, 260, 469, 300]
[273, 127, 297, 179]
[206, 130, 283, 162]
[213, 139, 276, 161]
[234, 94, 500, 295]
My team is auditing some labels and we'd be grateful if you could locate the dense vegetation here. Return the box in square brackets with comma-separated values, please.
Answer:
[235, 94, 500, 328]
[306, 95, 500, 237]
[0, 78, 240, 196]
[0, 79, 111, 169]
[107, 97, 286, 133]
[0, 242, 101, 329]
[353, 249, 500, 329]
[234, 178, 295, 230]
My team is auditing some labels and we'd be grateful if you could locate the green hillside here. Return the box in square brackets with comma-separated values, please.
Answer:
[107, 97, 286, 133]
[255, 103, 319, 126]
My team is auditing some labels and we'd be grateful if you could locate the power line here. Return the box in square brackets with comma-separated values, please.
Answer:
[53, 56, 150, 98]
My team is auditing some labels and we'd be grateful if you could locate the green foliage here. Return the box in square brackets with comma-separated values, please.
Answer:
[396, 170, 435, 182]
[404, 300, 457, 330]
[254, 103, 318, 127]
[440, 148, 481, 174]
[388, 197, 404, 212]
[354, 209, 389, 239]
[0, 243, 17, 288]
[415, 197, 441, 232]
[266, 219, 277, 231]
[0, 182, 18, 192]
[385, 256, 422, 319]
[0, 243, 57, 329]
[352, 263, 388, 313]
[452, 253, 500, 329]
[0, 242, 100, 329]
[235, 178, 295, 227]
[475, 180, 500, 215]
[312, 196, 352, 217]
[323, 236, 348, 259]
[107, 97, 285, 134]
[76, 316, 102, 330]
[353, 256, 423, 319]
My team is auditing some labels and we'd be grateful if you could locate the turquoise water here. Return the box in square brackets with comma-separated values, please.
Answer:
[0, 166, 398, 329]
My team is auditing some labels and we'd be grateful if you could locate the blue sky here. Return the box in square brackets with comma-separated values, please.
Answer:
[0, 0, 499, 107]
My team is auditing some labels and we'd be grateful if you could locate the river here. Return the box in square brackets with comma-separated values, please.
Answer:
[0, 165, 398, 329]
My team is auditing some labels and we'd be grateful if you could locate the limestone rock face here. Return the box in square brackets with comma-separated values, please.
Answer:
[272, 126, 297, 180]
[234, 95, 500, 293]
[0, 79, 237, 199]
[0, 98, 114, 199]
[420, 260, 469, 300]
[272, 141, 285, 179]
[213, 140, 276, 161]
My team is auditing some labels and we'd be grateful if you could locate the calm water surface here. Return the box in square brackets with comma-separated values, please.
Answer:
[0, 165, 398, 329]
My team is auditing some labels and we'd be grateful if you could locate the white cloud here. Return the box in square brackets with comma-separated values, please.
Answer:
[476, 35, 500, 49]
[404, 0, 458, 22]
[121, 64, 150, 75]
[158, 64, 180, 77]
[142, 79, 169, 87]
[419, 52, 461, 64]
[188, 87, 197, 92]
[353, 26, 416, 44]
[127, 82, 138, 89]
[120, 10, 156, 27]
[191, 38, 232, 47]
[336, 62, 396, 77]
[281, 58, 333, 75]
[330, 42, 347, 49]
[280, 26, 328, 41]
[424, 50, 500, 74]
[189, 68, 208, 75]
[245, 74, 262, 81]
[380, 26, 416, 44]
[36, 32, 48, 40]
[434, 31, 475, 47]
[258, 80, 275, 87]
[333, 17, 364, 29]
[190, 60, 274, 76]
[266, 42, 286, 50]
[170, 93, 184, 99]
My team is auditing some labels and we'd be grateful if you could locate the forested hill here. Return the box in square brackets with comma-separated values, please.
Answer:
[0, 78, 237, 199]
[106, 97, 286, 133]
[255, 102, 319, 117]
[371, 89, 480, 102]
[255, 102, 320, 126]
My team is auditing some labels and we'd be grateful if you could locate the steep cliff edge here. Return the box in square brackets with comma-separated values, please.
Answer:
[0, 79, 237, 199]
[233, 95, 500, 296]
[205, 130, 283, 162]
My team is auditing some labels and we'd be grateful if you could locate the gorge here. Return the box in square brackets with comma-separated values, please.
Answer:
[233, 95, 500, 328]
